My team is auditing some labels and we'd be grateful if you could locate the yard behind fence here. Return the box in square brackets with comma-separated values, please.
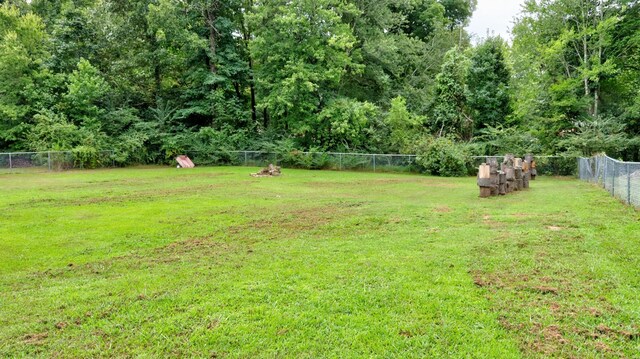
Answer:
[579, 155, 640, 208]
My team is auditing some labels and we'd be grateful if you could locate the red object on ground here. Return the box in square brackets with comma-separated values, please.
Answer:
[176, 155, 195, 168]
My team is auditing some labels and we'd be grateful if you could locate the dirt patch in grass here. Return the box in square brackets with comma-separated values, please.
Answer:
[23, 332, 48, 345]
[226, 204, 347, 239]
[434, 206, 452, 213]
[594, 341, 612, 353]
[306, 177, 459, 189]
[543, 325, 568, 344]
[533, 286, 559, 295]
[161, 237, 230, 253]
[471, 271, 504, 289]
[523, 323, 571, 355]
[13, 184, 223, 209]
[512, 213, 532, 218]
[583, 324, 640, 341]
[72, 184, 223, 205]
[546, 226, 564, 231]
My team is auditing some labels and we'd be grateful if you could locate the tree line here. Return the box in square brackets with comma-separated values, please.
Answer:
[0, 0, 638, 172]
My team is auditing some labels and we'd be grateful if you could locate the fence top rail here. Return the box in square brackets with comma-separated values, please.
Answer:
[191, 150, 573, 158]
[187, 150, 419, 157]
[601, 155, 640, 165]
[0, 152, 41, 155]
[471, 155, 579, 159]
[0, 150, 113, 156]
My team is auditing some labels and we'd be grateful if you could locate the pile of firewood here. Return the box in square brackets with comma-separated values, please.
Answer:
[477, 154, 537, 198]
[251, 164, 282, 178]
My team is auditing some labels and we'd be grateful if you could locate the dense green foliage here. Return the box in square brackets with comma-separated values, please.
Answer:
[511, 0, 640, 160]
[0, 0, 639, 171]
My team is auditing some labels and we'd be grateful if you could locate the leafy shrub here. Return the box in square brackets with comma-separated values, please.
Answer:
[72, 145, 99, 168]
[556, 117, 638, 158]
[471, 125, 542, 156]
[385, 96, 425, 153]
[415, 136, 468, 177]
[314, 98, 379, 150]
[27, 110, 80, 151]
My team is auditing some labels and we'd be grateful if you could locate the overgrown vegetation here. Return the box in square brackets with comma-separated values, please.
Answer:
[1, 1, 638, 173]
[1, 168, 639, 357]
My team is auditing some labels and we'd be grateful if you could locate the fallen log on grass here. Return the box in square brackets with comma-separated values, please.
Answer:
[251, 164, 282, 178]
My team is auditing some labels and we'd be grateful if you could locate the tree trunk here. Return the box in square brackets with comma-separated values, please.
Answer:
[208, 19, 217, 74]
[205, 4, 219, 74]
[233, 82, 242, 100]
[249, 61, 258, 126]
[582, 4, 591, 115]
[263, 107, 269, 128]
[241, 0, 258, 125]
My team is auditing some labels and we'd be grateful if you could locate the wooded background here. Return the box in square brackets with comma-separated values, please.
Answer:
[0, 0, 638, 174]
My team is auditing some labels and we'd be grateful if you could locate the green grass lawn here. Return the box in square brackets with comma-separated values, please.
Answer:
[1, 167, 639, 358]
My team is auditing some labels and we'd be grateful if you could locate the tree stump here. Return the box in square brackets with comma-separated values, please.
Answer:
[498, 171, 507, 195]
[526, 154, 537, 180]
[514, 158, 523, 190]
[515, 168, 524, 190]
[522, 160, 531, 189]
[478, 163, 493, 198]
[502, 155, 516, 190]
[489, 158, 499, 196]
[531, 160, 537, 180]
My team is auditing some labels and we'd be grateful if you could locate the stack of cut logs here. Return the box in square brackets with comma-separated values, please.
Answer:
[478, 154, 537, 198]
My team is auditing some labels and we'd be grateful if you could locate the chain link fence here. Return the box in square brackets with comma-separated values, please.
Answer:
[189, 151, 576, 175]
[185, 150, 419, 173]
[0, 151, 115, 173]
[579, 155, 640, 208]
[1, 149, 579, 177]
[470, 155, 578, 176]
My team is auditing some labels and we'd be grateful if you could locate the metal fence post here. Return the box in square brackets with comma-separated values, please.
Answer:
[48, 151, 51, 171]
[8, 153, 12, 169]
[612, 159, 616, 196]
[627, 163, 632, 205]
[604, 157, 607, 189]
[244, 151, 248, 166]
[373, 154, 376, 172]
[339, 153, 342, 171]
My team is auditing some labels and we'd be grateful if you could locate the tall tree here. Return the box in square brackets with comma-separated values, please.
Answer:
[431, 47, 471, 139]
[249, 0, 362, 147]
[0, 4, 50, 149]
[467, 37, 512, 132]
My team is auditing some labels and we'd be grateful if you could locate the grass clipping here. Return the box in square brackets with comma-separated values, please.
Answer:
[251, 164, 282, 178]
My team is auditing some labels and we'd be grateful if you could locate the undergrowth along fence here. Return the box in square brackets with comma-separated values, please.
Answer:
[0, 151, 114, 173]
[186, 151, 419, 173]
[579, 155, 640, 208]
[188, 151, 578, 176]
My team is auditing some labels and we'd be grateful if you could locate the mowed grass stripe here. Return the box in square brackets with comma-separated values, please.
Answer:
[0, 167, 638, 357]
